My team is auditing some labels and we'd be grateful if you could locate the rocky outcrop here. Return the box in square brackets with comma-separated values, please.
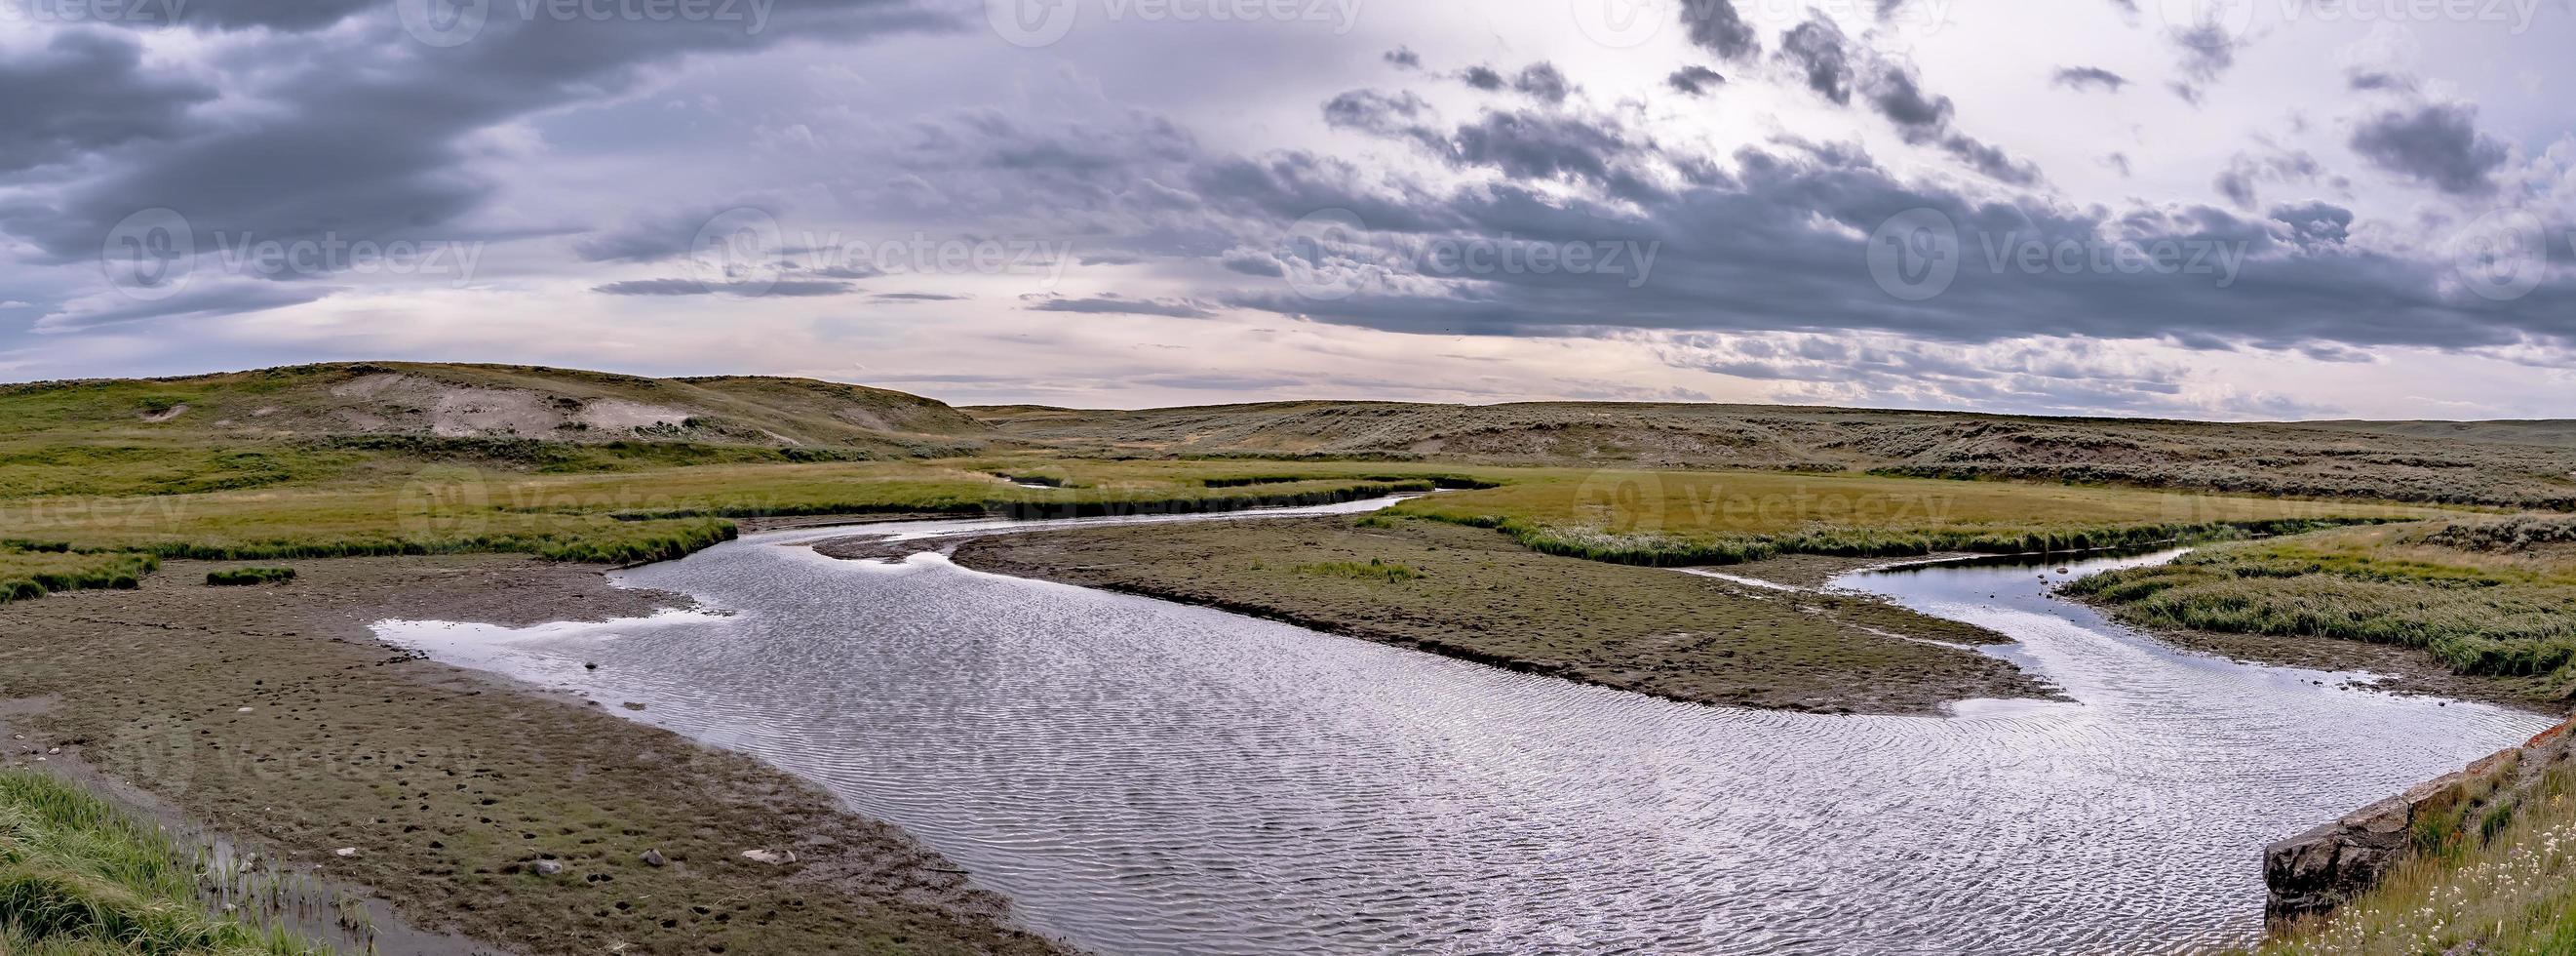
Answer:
[2267, 716, 2573, 928]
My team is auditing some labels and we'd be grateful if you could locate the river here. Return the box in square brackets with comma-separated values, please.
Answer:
[376, 501, 2549, 954]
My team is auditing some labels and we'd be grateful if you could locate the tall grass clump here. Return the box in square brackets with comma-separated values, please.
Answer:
[204, 568, 294, 586]
[0, 550, 158, 605]
[0, 771, 331, 955]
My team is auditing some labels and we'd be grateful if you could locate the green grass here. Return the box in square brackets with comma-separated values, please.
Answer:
[1381, 468, 2440, 567]
[1291, 558, 1425, 582]
[0, 771, 330, 955]
[2071, 520, 2576, 680]
[0, 551, 158, 605]
[204, 568, 294, 586]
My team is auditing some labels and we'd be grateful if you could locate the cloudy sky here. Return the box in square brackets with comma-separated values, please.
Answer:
[2, 0, 2571, 418]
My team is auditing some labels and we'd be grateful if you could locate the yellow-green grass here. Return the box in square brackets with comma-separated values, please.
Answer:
[0, 770, 330, 955]
[0, 458, 1502, 570]
[2071, 519, 2576, 680]
[2258, 764, 2576, 955]
[1384, 468, 2448, 566]
[0, 550, 158, 605]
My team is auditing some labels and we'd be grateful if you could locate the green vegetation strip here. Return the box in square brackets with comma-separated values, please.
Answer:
[2072, 518, 2576, 680]
[205, 568, 295, 586]
[0, 551, 158, 605]
[1418, 513, 2392, 568]
[0, 770, 329, 955]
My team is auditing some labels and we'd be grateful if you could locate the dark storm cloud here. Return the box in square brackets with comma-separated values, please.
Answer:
[0, 0, 945, 274]
[1667, 66, 1726, 96]
[1461, 65, 1504, 91]
[34, 281, 332, 333]
[1219, 249, 1287, 277]
[0, 30, 215, 175]
[2268, 202, 2353, 247]
[1383, 47, 1421, 69]
[1024, 294, 1215, 318]
[2166, 20, 2240, 101]
[2347, 70, 2417, 93]
[1196, 133, 2572, 354]
[575, 204, 776, 263]
[1512, 63, 1573, 104]
[2349, 102, 2510, 195]
[1772, 19, 2041, 185]
[872, 292, 969, 301]
[1776, 18, 1855, 104]
[2212, 149, 2323, 210]
[2051, 67, 2128, 93]
[1679, 0, 1760, 61]
[151, 0, 383, 31]
[593, 278, 857, 297]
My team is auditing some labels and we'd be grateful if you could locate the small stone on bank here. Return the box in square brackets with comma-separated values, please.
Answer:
[640, 849, 667, 867]
[534, 859, 565, 876]
[740, 849, 796, 865]
[333, 847, 359, 857]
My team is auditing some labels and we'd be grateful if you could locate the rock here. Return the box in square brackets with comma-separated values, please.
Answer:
[640, 849, 667, 867]
[333, 847, 359, 857]
[621, 702, 647, 711]
[534, 859, 565, 876]
[45, 747, 59, 755]
[739, 849, 796, 865]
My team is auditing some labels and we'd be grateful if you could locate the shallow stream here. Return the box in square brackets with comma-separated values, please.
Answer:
[377, 503, 2548, 954]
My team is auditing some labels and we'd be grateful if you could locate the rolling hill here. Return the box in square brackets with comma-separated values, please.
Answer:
[966, 401, 2576, 508]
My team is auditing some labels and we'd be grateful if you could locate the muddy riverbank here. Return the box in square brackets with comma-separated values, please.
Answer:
[0, 554, 1066, 956]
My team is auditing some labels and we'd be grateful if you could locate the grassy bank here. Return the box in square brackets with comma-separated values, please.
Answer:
[2258, 752, 2576, 954]
[1383, 468, 2442, 567]
[947, 514, 2058, 714]
[2069, 517, 2576, 689]
[0, 770, 329, 955]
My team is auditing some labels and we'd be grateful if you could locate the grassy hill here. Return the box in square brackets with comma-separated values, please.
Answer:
[2, 362, 1000, 498]
[967, 401, 2576, 509]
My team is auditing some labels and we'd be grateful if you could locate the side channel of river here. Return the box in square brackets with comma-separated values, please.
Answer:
[377, 501, 2548, 955]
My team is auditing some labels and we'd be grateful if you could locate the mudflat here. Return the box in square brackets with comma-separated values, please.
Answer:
[0, 555, 1064, 956]
[943, 516, 2059, 714]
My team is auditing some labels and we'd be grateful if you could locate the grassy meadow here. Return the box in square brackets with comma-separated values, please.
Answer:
[1382, 468, 2446, 566]
[2071, 516, 2576, 685]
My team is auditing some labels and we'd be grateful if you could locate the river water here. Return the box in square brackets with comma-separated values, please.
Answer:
[376, 503, 2550, 955]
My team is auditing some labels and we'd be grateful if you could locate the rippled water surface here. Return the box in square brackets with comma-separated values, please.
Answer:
[378, 504, 2550, 954]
